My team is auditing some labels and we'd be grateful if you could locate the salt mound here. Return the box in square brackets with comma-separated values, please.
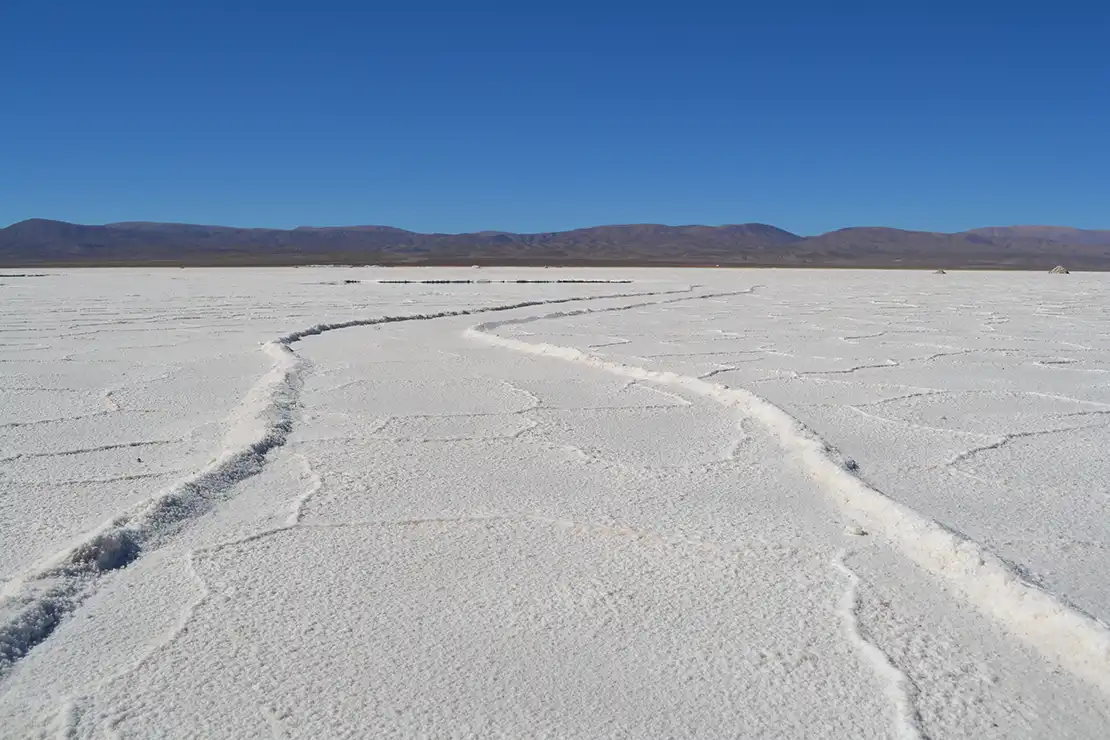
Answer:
[1050, 265, 1070, 274]
[933, 269, 947, 274]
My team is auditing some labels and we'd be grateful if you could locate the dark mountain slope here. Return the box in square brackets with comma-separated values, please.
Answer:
[965, 226, 1110, 247]
[1, 219, 1107, 268]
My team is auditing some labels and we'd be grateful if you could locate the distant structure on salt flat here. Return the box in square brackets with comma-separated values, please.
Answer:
[933, 269, 947, 274]
[1050, 265, 1070, 274]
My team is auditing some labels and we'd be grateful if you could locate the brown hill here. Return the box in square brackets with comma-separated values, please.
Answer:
[1, 219, 1107, 269]
[965, 226, 1110, 247]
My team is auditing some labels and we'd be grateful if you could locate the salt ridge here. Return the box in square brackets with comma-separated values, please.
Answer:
[0, 286, 692, 679]
[465, 291, 1110, 698]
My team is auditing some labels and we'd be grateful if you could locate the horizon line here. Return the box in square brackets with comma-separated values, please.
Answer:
[5, 217, 1108, 237]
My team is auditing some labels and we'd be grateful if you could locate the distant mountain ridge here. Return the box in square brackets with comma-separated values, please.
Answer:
[2, 218, 1108, 269]
[965, 226, 1110, 246]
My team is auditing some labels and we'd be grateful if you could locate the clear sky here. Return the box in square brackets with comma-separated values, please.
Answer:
[2, 2, 1107, 235]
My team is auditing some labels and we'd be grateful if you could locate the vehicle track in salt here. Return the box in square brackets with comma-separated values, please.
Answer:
[0, 285, 706, 681]
[465, 293, 1110, 699]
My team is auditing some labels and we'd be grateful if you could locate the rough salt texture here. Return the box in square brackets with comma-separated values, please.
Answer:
[1, 267, 1109, 738]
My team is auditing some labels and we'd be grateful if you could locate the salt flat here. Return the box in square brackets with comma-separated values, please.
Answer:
[1, 267, 1109, 738]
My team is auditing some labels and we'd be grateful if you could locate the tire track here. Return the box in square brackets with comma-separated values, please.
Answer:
[464, 291, 1110, 699]
[0, 286, 689, 681]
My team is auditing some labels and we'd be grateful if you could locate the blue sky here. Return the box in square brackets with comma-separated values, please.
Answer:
[2, 2, 1107, 235]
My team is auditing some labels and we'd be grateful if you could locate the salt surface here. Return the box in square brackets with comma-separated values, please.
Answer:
[1, 267, 1109, 738]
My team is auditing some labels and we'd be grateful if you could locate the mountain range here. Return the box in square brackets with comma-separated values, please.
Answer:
[2, 219, 1109, 269]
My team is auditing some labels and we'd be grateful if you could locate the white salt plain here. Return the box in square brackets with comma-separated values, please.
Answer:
[1, 267, 1109, 738]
